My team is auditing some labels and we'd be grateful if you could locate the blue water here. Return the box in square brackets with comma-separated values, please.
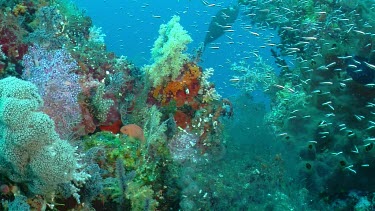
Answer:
[72, 0, 278, 100]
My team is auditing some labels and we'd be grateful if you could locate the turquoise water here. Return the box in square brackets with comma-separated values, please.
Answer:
[72, 0, 278, 97]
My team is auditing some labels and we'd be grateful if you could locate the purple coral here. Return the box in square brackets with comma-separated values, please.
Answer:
[22, 45, 82, 139]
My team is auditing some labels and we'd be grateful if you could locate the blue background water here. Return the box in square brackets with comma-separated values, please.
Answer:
[72, 0, 278, 102]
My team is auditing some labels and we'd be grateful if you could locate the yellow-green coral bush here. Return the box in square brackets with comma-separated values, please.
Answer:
[145, 15, 192, 87]
[126, 181, 158, 211]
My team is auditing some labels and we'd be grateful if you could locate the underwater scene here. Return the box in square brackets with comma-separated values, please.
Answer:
[1, 0, 375, 210]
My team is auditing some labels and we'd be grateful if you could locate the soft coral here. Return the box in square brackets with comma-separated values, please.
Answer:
[0, 14, 28, 62]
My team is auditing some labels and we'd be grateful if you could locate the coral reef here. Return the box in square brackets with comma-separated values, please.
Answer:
[0, 1, 230, 210]
[238, 0, 375, 209]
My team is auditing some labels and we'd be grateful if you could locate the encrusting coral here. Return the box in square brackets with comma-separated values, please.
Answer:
[152, 62, 201, 107]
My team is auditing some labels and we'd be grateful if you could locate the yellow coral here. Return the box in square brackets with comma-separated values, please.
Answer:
[126, 181, 158, 211]
[146, 15, 192, 87]
[13, 4, 27, 17]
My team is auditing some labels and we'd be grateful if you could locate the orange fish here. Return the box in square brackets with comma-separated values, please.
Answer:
[120, 124, 145, 142]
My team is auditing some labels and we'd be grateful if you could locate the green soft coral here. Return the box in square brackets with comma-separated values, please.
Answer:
[146, 15, 192, 87]
[83, 131, 141, 169]
[83, 131, 161, 183]
[91, 84, 114, 123]
[126, 181, 158, 211]
[84, 131, 161, 209]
